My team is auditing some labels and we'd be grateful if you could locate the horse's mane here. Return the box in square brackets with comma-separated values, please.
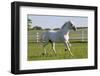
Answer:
[61, 21, 71, 29]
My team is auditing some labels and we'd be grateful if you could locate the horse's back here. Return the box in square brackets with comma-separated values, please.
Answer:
[41, 30, 69, 42]
[41, 30, 58, 42]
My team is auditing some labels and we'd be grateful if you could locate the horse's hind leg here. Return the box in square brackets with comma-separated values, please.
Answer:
[42, 42, 49, 55]
[64, 41, 74, 56]
[51, 42, 56, 54]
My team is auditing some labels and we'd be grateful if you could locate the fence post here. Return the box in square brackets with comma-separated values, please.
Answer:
[36, 32, 39, 43]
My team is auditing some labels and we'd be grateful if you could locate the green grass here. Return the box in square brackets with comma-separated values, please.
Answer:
[28, 42, 88, 61]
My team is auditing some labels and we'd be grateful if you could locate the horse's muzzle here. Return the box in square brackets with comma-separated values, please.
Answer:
[73, 26, 77, 31]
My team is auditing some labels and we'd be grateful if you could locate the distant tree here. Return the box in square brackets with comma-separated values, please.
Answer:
[28, 19, 31, 22]
[77, 27, 88, 29]
[28, 19, 32, 29]
[53, 28, 60, 30]
[44, 28, 51, 30]
[33, 26, 42, 30]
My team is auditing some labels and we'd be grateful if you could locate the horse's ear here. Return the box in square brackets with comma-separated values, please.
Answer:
[68, 21, 72, 23]
[67, 21, 70, 22]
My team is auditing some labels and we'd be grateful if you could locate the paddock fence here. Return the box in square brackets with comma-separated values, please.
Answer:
[28, 28, 88, 43]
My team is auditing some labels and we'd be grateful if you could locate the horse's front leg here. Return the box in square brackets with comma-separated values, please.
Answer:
[51, 42, 56, 54]
[64, 41, 74, 56]
[67, 40, 71, 47]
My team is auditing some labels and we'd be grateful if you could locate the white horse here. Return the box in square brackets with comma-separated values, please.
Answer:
[41, 21, 77, 56]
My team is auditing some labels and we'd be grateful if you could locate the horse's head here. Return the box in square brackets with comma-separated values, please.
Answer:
[67, 21, 77, 31]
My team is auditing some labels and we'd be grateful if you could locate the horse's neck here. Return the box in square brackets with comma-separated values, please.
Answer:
[60, 28, 70, 35]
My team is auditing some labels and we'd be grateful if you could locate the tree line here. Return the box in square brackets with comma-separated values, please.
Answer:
[28, 19, 60, 30]
[29, 26, 60, 30]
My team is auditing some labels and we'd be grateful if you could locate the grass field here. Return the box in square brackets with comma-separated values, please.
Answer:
[28, 42, 88, 61]
[28, 29, 88, 61]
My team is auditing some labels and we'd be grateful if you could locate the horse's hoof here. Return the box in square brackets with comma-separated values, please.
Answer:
[42, 53, 45, 55]
[65, 49, 67, 51]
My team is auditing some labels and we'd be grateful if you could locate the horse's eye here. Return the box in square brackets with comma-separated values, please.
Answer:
[71, 24, 73, 26]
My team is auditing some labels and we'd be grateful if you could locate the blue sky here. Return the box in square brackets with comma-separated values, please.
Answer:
[28, 15, 88, 29]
